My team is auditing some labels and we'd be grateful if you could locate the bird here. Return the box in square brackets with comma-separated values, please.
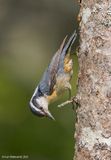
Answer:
[29, 31, 77, 120]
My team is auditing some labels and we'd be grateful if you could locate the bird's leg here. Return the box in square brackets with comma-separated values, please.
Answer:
[58, 83, 78, 110]
[65, 82, 72, 100]
[58, 95, 80, 110]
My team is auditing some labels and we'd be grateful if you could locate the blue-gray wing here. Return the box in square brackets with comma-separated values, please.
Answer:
[37, 36, 67, 96]
[37, 31, 77, 96]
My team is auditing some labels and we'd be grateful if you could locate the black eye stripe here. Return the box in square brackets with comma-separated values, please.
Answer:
[31, 96, 37, 107]
[39, 106, 43, 110]
[31, 96, 43, 110]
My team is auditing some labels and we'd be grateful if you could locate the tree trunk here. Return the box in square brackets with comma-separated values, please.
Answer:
[74, 0, 111, 159]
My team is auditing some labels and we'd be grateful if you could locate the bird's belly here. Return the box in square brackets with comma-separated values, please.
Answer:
[47, 75, 70, 103]
[55, 74, 70, 94]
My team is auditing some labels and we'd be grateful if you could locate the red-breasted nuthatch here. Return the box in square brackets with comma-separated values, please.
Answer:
[29, 31, 77, 120]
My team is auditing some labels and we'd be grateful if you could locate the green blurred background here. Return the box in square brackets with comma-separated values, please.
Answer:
[0, 0, 79, 160]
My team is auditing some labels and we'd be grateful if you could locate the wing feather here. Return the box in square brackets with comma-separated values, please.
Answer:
[38, 36, 67, 96]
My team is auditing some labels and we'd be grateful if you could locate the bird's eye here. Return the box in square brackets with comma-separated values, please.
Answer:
[39, 106, 43, 110]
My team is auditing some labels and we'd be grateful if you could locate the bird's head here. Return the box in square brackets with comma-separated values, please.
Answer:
[29, 95, 55, 120]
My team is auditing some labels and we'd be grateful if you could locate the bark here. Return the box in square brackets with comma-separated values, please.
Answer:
[74, 0, 111, 160]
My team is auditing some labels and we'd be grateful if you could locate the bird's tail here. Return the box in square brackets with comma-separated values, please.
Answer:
[62, 30, 77, 55]
[57, 30, 77, 73]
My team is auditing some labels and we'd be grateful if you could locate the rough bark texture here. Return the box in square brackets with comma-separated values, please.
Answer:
[74, 0, 111, 160]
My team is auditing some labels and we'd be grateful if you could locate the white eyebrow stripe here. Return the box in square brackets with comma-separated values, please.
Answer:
[30, 86, 40, 112]
[31, 86, 39, 100]
[30, 86, 45, 115]
[30, 99, 40, 112]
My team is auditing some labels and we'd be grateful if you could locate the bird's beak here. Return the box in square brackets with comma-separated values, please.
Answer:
[45, 110, 55, 120]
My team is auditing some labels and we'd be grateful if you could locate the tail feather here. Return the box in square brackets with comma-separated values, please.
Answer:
[57, 30, 77, 74]
[62, 30, 77, 54]
[59, 35, 68, 54]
